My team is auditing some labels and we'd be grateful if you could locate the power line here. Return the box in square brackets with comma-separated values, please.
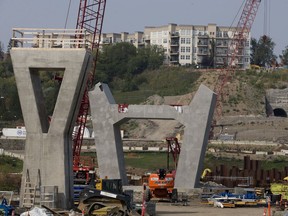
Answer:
[64, 0, 72, 29]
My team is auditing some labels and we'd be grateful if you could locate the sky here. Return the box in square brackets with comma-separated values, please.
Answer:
[0, 0, 287, 57]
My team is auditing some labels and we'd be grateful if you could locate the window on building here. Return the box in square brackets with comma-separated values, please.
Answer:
[186, 29, 191, 35]
[186, 47, 191, 53]
[163, 38, 167, 43]
[186, 55, 191, 60]
[223, 31, 228, 37]
[181, 38, 185, 44]
[180, 55, 185, 60]
[181, 47, 185, 53]
[216, 32, 222, 37]
[186, 38, 191, 44]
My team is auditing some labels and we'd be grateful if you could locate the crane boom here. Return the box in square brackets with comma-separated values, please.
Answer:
[214, 0, 261, 119]
[73, 0, 107, 178]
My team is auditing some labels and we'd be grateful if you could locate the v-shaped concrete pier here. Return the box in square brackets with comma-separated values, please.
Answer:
[11, 48, 92, 209]
[89, 83, 216, 189]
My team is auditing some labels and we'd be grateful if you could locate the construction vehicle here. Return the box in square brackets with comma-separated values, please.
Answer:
[145, 137, 180, 201]
[77, 178, 132, 216]
[145, 168, 175, 201]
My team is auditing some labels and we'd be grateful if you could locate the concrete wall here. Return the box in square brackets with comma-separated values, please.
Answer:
[11, 48, 92, 209]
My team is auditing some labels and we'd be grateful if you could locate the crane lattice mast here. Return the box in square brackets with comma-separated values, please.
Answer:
[73, 0, 107, 169]
[214, 0, 261, 119]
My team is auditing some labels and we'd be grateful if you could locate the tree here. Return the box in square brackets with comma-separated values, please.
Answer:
[0, 55, 13, 78]
[0, 42, 4, 61]
[279, 46, 288, 66]
[250, 35, 276, 67]
[250, 38, 258, 65]
[95, 43, 164, 89]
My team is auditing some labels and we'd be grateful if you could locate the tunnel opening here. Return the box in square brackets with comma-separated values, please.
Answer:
[273, 108, 287, 117]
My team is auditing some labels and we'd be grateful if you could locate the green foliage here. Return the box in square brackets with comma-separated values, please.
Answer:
[39, 70, 62, 116]
[95, 42, 164, 90]
[204, 153, 243, 169]
[124, 152, 172, 171]
[0, 155, 23, 191]
[0, 77, 22, 121]
[250, 36, 276, 67]
[0, 155, 23, 173]
[112, 67, 201, 104]
[280, 46, 288, 65]
[260, 156, 288, 170]
[0, 42, 4, 61]
[137, 68, 201, 96]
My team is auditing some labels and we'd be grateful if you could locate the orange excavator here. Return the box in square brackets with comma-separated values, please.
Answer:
[145, 137, 180, 201]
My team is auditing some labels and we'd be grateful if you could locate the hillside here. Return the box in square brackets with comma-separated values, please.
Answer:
[119, 67, 288, 143]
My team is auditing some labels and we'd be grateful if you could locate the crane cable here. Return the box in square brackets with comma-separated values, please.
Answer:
[229, 0, 246, 31]
[64, 0, 72, 30]
[263, 0, 271, 36]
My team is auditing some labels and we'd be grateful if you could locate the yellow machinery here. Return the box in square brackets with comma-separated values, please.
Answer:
[77, 179, 132, 216]
[201, 168, 212, 180]
[270, 182, 288, 200]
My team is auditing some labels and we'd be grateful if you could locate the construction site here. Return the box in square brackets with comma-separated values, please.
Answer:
[2, 0, 288, 216]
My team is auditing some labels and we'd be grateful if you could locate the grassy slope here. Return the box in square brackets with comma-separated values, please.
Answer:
[112, 66, 288, 117]
[0, 155, 22, 191]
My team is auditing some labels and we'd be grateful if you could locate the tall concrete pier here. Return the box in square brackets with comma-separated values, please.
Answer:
[89, 83, 216, 188]
[10, 29, 93, 209]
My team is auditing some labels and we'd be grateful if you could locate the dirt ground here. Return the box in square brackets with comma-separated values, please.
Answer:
[155, 201, 271, 216]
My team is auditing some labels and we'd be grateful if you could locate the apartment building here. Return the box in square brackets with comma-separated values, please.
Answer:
[101, 23, 251, 69]
[101, 31, 145, 49]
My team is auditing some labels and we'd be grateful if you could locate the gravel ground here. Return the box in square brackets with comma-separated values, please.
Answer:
[155, 201, 270, 216]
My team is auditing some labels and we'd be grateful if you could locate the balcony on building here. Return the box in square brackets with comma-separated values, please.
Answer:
[170, 50, 179, 55]
[170, 41, 179, 46]
[198, 33, 209, 38]
[170, 58, 179, 65]
[216, 52, 227, 57]
[198, 40, 208, 47]
[102, 38, 112, 44]
[171, 32, 179, 38]
[216, 40, 228, 47]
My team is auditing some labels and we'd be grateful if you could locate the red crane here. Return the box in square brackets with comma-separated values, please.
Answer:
[72, 0, 107, 181]
[214, 0, 261, 120]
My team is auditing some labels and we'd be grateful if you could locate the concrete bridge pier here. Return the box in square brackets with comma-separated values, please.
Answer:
[11, 48, 92, 209]
[89, 83, 216, 189]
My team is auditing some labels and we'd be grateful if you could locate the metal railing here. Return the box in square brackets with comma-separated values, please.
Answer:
[11, 28, 95, 49]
